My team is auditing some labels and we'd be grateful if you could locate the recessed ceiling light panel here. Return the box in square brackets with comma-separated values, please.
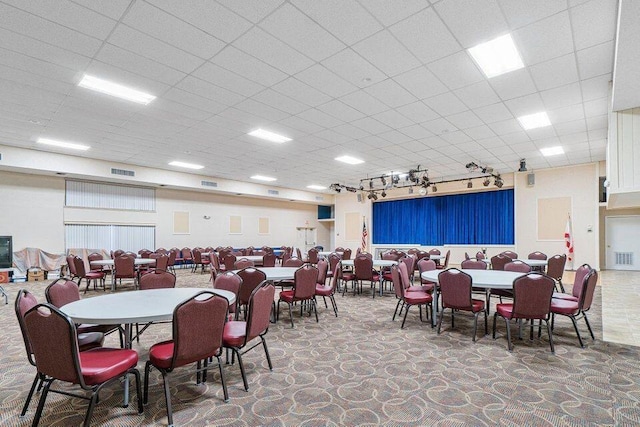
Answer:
[168, 161, 204, 170]
[251, 175, 277, 182]
[78, 74, 156, 105]
[518, 112, 551, 130]
[468, 34, 524, 78]
[306, 185, 326, 190]
[248, 128, 292, 143]
[37, 137, 90, 151]
[540, 146, 564, 156]
[335, 155, 364, 165]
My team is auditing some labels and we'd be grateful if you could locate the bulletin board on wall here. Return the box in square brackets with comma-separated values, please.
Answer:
[345, 212, 361, 241]
[537, 197, 571, 240]
[258, 217, 270, 235]
[229, 215, 242, 234]
[173, 211, 190, 234]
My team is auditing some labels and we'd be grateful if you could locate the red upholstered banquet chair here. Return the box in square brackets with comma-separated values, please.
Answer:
[437, 268, 487, 341]
[546, 254, 568, 292]
[490, 254, 511, 271]
[436, 250, 450, 270]
[148, 252, 169, 272]
[550, 267, 598, 348]
[87, 252, 104, 273]
[74, 256, 105, 294]
[429, 248, 441, 267]
[475, 251, 485, 260]
[262, 253, 277, 267]
[167, 248, 178, 273]
[461, 259, 488, 270]
[504, 260, 531, 273]
[112, 249, 125, 259]
[222, 281, 276, 391]
[307, 247, 319, 265]
[342, 248, 352, 260]
[24, 303, 143, 426]
[277, 265, 319, 328]
[415, 259, 437, 293]
[144, 292, 229, 425]
[134, 270, 176, 342]
[15, 289, 105, 418]
[114, 254, 137, 289]
[223, 253, 237, 271]
[492, 273, 556, 352]
[500, 250, 518, 260]
[213, 271, 243, 319]
[234, 257, 255, 269]
[191, 248, 210, 274]
[180, 247, 193, 269]
[344, 254, 379, 298]
[66, 254, 79, 280]
[528, 251, 547, 260]
[552, 263, 591, 302]
[316, 263, 340, 317]
[391, 264, 432, 329]
[236, 268, 267, 320]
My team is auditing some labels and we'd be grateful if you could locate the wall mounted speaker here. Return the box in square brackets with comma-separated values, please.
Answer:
[527, 173, 535, 186]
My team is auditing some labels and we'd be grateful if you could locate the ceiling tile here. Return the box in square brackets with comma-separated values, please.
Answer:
[339, 91, 389, 116]
[489, 68, 538, 100]
[316, 100, 365, 122]
[427, 51, 484, 90]
[372, 110, 415, 129]
[364, 79, 418, 108]
[350, 117, 392, 135]
[359, 0, 429, 27]
[445, 111, 484, 129]
[321, 49, 387, 88]
[548, 104, 585, 123]
[453, 81, 501, 109]
[252, 89, 309, 115]
[389, 7, 462, 64]
[513, 11, 574, 66]
[554, 119, 587, 135]
[394, 66, 449, 100]
[504, 93, 545, 117]
[398, 124, 434, 140]
[216, 0, 284, 23]
[434, 0, 509, 48]
[294, 64, 358, 98]
[583, 97, 608, 117]
[576, 41, 614, 80]
[423, 92, 468, 116]
[580, 74, 611, 101]
[530, 53, 579, 91]
[499, 0, 568, 28]
[540, 83, 583, 110]
[396, 102, 440, 124]
[570, 0, 618, 50]
[488, 118, 523, 135]
[192, 61, 265, 97]
[463, 125, 496, 140]
[176, 76, 245, 107]
[297, 108, 344, 128]
[422, 118, 458, 135]
[474, 102, 514, 123]
[353, 30, 421, 77]
[210, 46, 288, 87]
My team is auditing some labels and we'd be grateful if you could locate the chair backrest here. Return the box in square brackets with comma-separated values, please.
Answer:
[438, 268, 474, 310]
[24, 304, 84, 385]
[181, 247, 192, 259]
[237, 268, 267, 306]
[296, 248, 302, 259]
[354, 255, 374, 281]
[397, 261, 412, 289]
[245, 282, 276, 342]
[294, 265, 319, 299]
[223, 254, 237, 270]
[235, 258, 255, 269]
[511, 273, 555, 319]
[73, 256, 88, 278]
[461, 259, 487, 270]
[390, 265, 405, 299]
[316, 258, 328, 285]
[307, 248, 319, 264]
[262, 253, 276, 267]
[149, 253, 169, 270]
[66, 255, 78, 276]
[342, 248, 352, 260]
[571, 263, 592, 298]
[504, 260, 531, 273]
[139, 269, 176, 290]
[546, 254, 567, 281]
[284, 257, 304, 267]
[139, 250, 153, 258]
[15, 289, 39, 365]
[417, 259, 437, 275]
[442, 250, 451, 268]
[171, 292, 228, 369]
[490, 255, 511, 271]
[382, 252, 397, 261]
[429, 248, 441, 256]
[87, 252, 103, 270]
[400, 256, 415, 276]
[112, 249, 125, 259]
[155, 247, 168, 254]
[45, 278, 81, 307]
[528, 251, 547, 260]
[415, 251, 430, 262]
[167, 249, 177, 266]
[475, 251, 485, 260]
[124, 251, 137, 258]
[114, 255, 135, 278]
[213, 271, 242, 312]
[327, 264, 341, 293]
[192, 249, 203, 264]
[464, 252, 471, 260]
[579, 269, 598, 312]
[500, 250, 518, 260]
[328, 253, 341, 274]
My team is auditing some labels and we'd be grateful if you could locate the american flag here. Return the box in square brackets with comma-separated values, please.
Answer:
[361, 219, 368, 251]
[564, 215, 574, 263]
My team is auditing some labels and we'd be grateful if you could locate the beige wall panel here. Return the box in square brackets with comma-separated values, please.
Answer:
[537, 197, 571, 240]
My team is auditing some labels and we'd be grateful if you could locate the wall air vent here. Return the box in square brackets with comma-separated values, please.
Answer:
[315, 196, 324, 201]
[201, 180, 218, 188]
[615, 252, 633, 265]
[268, 190, 279, 195]
[111, 168, 135, 177]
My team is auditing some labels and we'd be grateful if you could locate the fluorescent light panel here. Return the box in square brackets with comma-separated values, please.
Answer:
[335, 155, 364, 165]
[306, 185, 326, 190]
[248, 128, 292, 143]
[251, 175, 277, 182]
[468, 34, 524, 78]
[168, 161, 204, 170]
[540, 146, 564, 156]
[518, 112, 551, 130]
[37, 137, 89, 151]
[78, 74, 156, 105]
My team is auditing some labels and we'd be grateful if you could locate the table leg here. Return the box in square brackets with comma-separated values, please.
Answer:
[122, 323, 132, 407]
[431, 287, 439, 327]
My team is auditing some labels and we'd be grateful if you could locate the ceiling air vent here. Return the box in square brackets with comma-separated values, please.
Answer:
[268, 189, 279, 195]
[111, 168, 135, 177]
[201, 180, 218, 188]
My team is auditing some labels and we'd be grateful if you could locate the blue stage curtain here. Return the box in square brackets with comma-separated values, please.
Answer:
[372, 189, 514, 245]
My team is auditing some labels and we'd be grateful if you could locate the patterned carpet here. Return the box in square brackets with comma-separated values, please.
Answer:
[1, 269, 640, 426]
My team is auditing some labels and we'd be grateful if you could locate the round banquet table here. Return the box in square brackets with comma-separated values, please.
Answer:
[231, 266, 299, 281]
[421, 269, 527, 326]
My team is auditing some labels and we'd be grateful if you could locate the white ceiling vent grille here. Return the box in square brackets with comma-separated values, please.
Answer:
[201, 180, 218, 188]
[268, 189, 279, 195]
[111, 168, 135, 177]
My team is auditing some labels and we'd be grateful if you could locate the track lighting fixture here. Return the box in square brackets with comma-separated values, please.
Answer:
[467, 180, 473, 189]
[369, 180, 374, 190]
[381, 176, 387, 186]
[483, 177, 491, 187]
[518, 158, 527, 172]
[381, 190, 387, 198]
[431, 184, 437, 192]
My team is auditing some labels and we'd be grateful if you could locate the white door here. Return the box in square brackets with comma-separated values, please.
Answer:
[606, 216, 640, 270]
[296, 227, 317, 254]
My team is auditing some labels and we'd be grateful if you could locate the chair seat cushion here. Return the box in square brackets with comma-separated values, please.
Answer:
[407, 284, 434, 293]
[382, 272, 393, 281]
[404, 292, 433, 304]
[80, 347, 138, 385]
[78, 332, 105, 351]
[315, 285, 333, 296]
[552, 292, 578, 301]
[279, 290, 295, 302]
[223, 321, 247, 347]
[495, 303, 513, 318]
[85, 272, 104, 279]
[148, 340, 174, 369]
[550, 299, 579, 315]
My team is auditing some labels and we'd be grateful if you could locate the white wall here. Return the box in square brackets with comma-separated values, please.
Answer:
[334, 192, 370, 252]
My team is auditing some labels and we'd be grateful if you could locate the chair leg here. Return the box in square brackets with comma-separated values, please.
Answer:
[217, 355, 229, 402]
[472, 312, 479, 342]
[504, 318, 513, 351]
[288, 303, 294, 328]
[234, 349, 249, 391]
[329, 295, 338, 317]
[143, 362, 151, 404]
[20, 373, 41, 417]
[401, 304, 410, 329]
[32, 378, 53, 427]
[569, 315, 585, 348]
[583, 312, 595, 340]
[392, 300, 402, 321]
[437, 307, 446, 334]
[322, 296, 328, 308]
[544, 319, 555, 353]
[83, 390, 99, 427]
[161, 372, 173, 427]
[261, 336, 273, 371]
[312, 299, 318, 322]
[484, 309, 488, 336]
[492, 312, 497, 339]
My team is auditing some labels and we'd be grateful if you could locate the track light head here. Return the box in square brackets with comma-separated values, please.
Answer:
[483, 177, 491, 187]
[381, 190, 386, 198]
[467, 180, 473, 189]
[381, 176, 387, 186]
[431, 184, 437, 193]
[369, 180, 374, 190]
[518, 158, 527, 172]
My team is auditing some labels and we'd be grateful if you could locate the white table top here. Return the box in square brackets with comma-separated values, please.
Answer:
[427, 254, 445, 260]
[232, 266, 299, 281]
[340, 259, 398, 267]
[318, 251, 342, 257]
[519, 259, 548, 267]
[61, 287, 235, 325]
[234, 255, 265, 262]
[90, 258, 156, 267]
[421, 269, 527, 289]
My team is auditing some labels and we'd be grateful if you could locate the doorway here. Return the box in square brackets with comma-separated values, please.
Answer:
[296, 227, 317, 254]
[605, 216, 640, 270]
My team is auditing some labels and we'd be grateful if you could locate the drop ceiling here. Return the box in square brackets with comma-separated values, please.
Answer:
[0, 0, 621, 192]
